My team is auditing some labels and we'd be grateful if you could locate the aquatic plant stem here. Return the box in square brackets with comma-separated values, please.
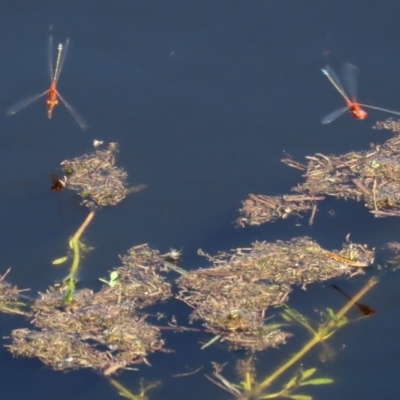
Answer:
[108, 378, 137, 399]
[256, 276, 378, 392]
[66, 237, 80, 281]
[0, 303, 30, 316]
[65, 210, 96, 280]
[108, 377, 160, 399]
[244, 371, 252, 391]
[72, 209, 96, 242]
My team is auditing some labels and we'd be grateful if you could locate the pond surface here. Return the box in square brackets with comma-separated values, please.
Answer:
[1, 1, 400, 399]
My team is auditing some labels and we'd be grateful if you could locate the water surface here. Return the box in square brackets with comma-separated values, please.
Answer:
[1, 1, 400, 399]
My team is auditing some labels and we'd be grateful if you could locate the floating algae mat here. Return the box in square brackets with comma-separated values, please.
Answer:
[7, 244, 172, 375]
[239, 134, 400, 226]
[177, 236, 374, 351]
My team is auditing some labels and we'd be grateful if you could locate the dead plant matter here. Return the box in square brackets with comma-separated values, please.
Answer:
[239, 135, 400, 226]
[61, 142, 144, 208]
[238, 194, 324, 226]
[0, 269, 31, 316]
[8, 244, 172, 375]
[177, 237, 373, 351]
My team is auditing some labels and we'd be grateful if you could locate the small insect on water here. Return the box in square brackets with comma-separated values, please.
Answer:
[320, 63, 400, 124]
[7, 36, 88, 130]
[51, 174, 67, 191]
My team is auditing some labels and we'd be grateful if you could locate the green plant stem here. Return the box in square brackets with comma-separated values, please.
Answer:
[108, 377, 160, 399]
[66, 237, 80, 281]
[0, 303, 31, 317]
[256, 276, 378, 392]
[65, 210, 96, 280]
[73, 209, 96, 242]
[108, 378, 138, 399]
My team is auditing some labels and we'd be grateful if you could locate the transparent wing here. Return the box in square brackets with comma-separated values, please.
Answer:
[321, 106, 349, 124]
[342, 63, 358, 102]
[48, 36, 54, 82]
[57, 91, 88, 130]
[53, 38, 69, 83]
[6, 90, 49, 115]
[321, 65, 349, 101]
[359, 103, 400, 116]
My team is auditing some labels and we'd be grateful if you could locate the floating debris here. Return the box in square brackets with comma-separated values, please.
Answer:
[8, 244, 172, 375]
[177, 237, 373, 351]
[10, 315, 163, 376]
[285, 136, 400, 217]
[93, 139, 104, 148]
[61, 142, 145, 208]
[161, 248, 182, 263]
[382, 241, 400, 272]
[373, 118, 400, 134]
[385, 241, 400, 253]
[0, 269, 30, 316]
[239, 135, 400, 226]
[0, 269, 21, 305]
[238, 194, 324, 227]
[98, 244, 173, 308]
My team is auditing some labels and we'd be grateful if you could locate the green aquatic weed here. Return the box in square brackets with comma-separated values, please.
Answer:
[99, 271, 120, 287]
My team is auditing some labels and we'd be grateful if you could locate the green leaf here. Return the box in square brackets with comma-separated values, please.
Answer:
[300, 378, 334, 386]
[301, 368, 317, 380]
[281, 311, 295, 322]
[283, 374, 299, 390]
[267, 322, 288, 330]
[99, 272, 120, 287]
[326, 308, 338, 322]
[259, 394, 282, 399]
[288, 395, 313, 400]
[281, 306, 315, 333]
[52, 256, 69, 265]
[110, 271, 119, 281]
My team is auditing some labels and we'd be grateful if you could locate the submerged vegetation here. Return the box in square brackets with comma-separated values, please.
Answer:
[2, 127, 400, 398]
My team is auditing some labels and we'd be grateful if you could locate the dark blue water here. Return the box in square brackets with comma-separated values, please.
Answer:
[1, 1, 400, 399]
